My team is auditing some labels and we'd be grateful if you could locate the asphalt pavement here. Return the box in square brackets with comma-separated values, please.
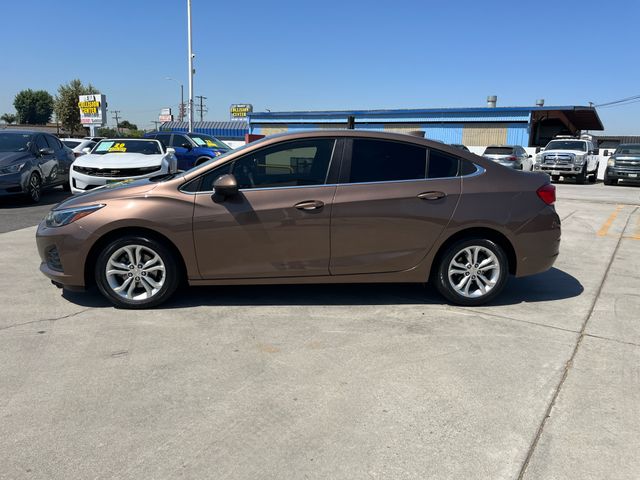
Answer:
[0, 182, 639, 479]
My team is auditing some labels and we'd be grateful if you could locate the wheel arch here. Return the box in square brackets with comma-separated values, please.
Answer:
[84, 226, 188, 287]
[429, 227, 517, 278]
[195, 156, 212, 166]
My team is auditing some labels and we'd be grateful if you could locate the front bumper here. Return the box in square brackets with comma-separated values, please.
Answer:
[605, 167, 640, 181]
[36, 220, 95, 289]
[70, 167, 167, 194]
[0, 171, 28, 196]
[535, 163, 583, 177]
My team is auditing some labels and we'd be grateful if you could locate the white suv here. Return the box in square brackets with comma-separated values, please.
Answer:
[534, 137, 599, 184]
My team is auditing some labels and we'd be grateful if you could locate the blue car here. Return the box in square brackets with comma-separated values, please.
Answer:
[144, 131, 230, 170]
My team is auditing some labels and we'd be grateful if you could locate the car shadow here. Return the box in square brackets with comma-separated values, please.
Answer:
[0, 188, 71, 209]
[62, 267, 583, 310]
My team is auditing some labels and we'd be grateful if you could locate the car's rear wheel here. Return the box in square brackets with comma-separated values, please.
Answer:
[26, 172, 42, 203]
[95, 235, 179, 309]
[433, 238, 509, 306]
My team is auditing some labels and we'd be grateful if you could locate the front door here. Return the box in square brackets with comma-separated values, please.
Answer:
[192, 137, 338, 279]
[330, 139, 462, 275]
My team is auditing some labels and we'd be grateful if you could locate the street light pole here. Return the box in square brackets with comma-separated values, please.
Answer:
[187, 0, 194, 132]
[165, 77, 185, 121]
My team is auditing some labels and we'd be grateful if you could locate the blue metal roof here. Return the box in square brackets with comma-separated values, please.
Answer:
[248, 105, 603, 130]
[159, 121, 248, 140]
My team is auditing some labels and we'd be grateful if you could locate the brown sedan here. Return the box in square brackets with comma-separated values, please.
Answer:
[36, 130, 560, 308]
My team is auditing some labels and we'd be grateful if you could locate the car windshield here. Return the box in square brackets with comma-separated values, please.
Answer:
[484, 147, 514, 155]
[188, 133, 230, 150]
[63, 140, 81, 148]
[615, 144, 640, 155]
[545, 141, 586, 152]
[92, 140, 162, 155]
[0, 133, 32, 152]
[183, 139, 262, 175]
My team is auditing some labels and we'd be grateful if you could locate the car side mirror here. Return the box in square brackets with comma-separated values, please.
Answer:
[603, 150, 609, 156]
[82, 147, 91, 154]
[180, 142, 192, 150]
[213, 174, 238, 198]
[528, 154, 532, 158]
[166, 147, 176, 155]
[535, 147, 542, 153]
[39, 147, 54, 156]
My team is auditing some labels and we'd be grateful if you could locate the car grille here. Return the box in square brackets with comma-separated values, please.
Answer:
[544, 154, 574, 164]
[73, 165, 161, 177]
[616, 160, 640, 168]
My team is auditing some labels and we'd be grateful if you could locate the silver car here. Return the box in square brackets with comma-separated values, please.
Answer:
[483, 145, 533, 171]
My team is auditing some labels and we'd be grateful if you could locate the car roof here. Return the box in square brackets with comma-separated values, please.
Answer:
[99, 138, 160, 142]
[0, 130, 39, 135]
[486, 145, 518, 148]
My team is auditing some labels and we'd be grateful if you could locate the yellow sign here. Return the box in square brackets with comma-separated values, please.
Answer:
[230, 104, 253, 119]
[78, 100, 101, 114]
[108, 143, 127, 153]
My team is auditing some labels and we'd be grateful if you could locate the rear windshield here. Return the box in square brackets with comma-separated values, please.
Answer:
[484, 147, 514, 155]
[92, 140, 163, 155]
[614, 144, 640, 155]
[545, 141, 586, 152]
[63, 140, 81, 148]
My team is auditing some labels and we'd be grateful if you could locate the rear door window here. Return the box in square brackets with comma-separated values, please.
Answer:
[348, 139, 426, 183]
[428, 150, 460, 178]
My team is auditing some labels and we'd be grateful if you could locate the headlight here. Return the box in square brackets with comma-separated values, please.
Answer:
[607, 158, 615, 167]
[574, 155, 584, 164]
[44, 204, 105, 228]
[0, 162, 26, 175]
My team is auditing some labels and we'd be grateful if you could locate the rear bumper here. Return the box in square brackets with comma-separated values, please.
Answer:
[513, 207, 561, 277]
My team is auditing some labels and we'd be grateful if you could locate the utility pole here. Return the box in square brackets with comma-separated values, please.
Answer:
[165, 77, 185, 121]
[187, 0, 194, 132]
[195, 95, 207, 122]
[112, 110, 121, 135]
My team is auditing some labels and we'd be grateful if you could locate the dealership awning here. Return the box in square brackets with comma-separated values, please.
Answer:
[159, 121, 249, 140]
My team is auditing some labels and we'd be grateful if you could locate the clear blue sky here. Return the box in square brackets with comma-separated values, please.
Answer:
[2, 0, 638, 133]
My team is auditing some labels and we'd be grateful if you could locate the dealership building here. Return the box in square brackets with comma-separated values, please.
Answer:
[247, 103, 604, 149]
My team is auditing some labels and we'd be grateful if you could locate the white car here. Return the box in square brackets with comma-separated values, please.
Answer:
[62, 138, 97, 158]
[70, 138, 177, 194]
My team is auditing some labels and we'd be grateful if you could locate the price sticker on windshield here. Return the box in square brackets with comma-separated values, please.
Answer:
[205, 139, 218, 147]
[108, 143, 127, 153]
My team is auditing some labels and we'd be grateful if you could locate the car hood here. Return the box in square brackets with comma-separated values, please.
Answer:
[54, 177, 165, 210]
[0, 151, 32, 167]
[540, 149, 584, 155]
[611, 154, 640, 161]
[74, 152, 164, 168]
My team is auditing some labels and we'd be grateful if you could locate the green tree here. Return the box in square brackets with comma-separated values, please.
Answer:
[54, 79, 99, 136]
[118, 120, 138, 131]
[1, 113, 17, 124]
[13, 89, 54, 124]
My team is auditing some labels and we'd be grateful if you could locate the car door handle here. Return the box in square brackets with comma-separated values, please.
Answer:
[294, 200, 324, 211]
[417, 191, 446, 200]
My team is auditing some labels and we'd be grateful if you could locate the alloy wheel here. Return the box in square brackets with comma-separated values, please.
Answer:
[447, 246, 501, 299]
[105, 245, 166, 301]
[29, 174, 41, 202]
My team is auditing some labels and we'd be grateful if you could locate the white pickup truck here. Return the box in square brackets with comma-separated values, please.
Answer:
[534, 137, 599, 184]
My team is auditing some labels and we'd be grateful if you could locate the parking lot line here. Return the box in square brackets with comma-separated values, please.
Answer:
[597, 205, 624, 237]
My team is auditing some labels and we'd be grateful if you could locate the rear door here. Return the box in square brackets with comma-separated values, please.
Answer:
[330, 138, 462, 275]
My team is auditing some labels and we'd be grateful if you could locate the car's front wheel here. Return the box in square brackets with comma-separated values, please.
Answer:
[95, 235, 180, 309]
[26, 172, 42, 203]
[433, 238, 509, 306]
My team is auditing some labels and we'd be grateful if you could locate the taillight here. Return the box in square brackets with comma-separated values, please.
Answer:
[506, 155, 517, 161]
[537, 184, 556, 205]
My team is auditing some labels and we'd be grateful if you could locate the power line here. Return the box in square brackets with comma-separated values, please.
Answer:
[594, 94, 640, 108]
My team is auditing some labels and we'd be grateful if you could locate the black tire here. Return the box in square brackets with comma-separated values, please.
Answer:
[195, 156, 212, 166]
[604, 176, 618, 186]
[26, 172, 42, 203]
[551, 175, 560, 183]
[576, 165, 587, 184]
[432, 238, 509, 306]
[589, 163, 598, 183]
[62, 180, 71, 192]
[95, 235, 180, 309]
